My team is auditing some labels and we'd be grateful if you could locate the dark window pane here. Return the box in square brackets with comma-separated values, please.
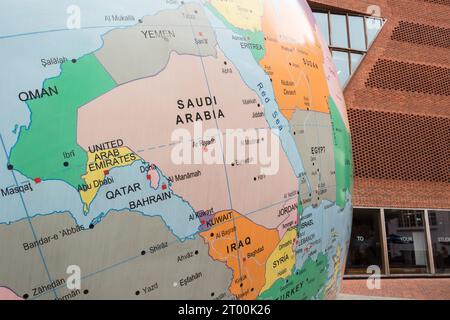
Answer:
[346, 209, 384, 275]
[385, 209, 429, 274]
[330, 14, 348, 48]
[429, 211, 450, 274]
[366, 17, 382, 47]
[332, 50, 350, 86]
[349, 16, 366, 50]
[313, 12, 330, 45]
[350, 53, 363, 72]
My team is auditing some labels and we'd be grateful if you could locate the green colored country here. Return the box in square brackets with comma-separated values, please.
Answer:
[10, 54, 117, 188]
[329, 96, 353, 208]
[258, 253, 328, 300]
[205, 3, 266, 62]
[298, 179, 304, 215]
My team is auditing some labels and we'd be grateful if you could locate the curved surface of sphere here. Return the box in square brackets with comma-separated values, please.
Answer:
[0, 0, 353, 300]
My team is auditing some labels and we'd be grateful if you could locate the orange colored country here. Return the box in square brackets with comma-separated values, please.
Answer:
[200, 210, 280, 300]
[259, 4, 330, 119]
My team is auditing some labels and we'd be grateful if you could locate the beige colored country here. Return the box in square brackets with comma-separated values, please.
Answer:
[78, 49, 298, 225]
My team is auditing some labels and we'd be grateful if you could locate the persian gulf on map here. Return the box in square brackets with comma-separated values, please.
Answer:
[0, 0, 353, 300]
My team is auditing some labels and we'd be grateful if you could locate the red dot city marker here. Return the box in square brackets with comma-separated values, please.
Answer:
[162, 184, 167, 190]
[34, 178, 42, 184]
[146, 174, 152, 181]
[103, 169, 109, 175]
[198, 31, 203, 37]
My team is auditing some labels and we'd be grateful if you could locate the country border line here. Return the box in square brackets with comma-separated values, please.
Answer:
[28, 190, 330, 300]
[0, 23, 232, 41]
[182, 3, 246, 299]
[11, 121, 330, 184]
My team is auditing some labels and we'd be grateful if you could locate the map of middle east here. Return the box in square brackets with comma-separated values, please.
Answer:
[0, 0, 353, 300]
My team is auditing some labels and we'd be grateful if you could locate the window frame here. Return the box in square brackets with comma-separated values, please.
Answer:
[344, 207, 450, 279]
[312, 8, 385, 87]
[345, 208, 386, 275]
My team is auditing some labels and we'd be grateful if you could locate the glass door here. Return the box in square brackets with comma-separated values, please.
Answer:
[384, 209, 429, 274]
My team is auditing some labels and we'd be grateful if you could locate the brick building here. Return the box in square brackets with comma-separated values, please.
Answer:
[308, 0, 450, 280]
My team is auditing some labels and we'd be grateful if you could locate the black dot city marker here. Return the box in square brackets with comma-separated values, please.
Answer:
[138, 19, 143, 23]
[141, 250, 146, 256]
[23, 293, 29, 299]
[89, 223, 95, 229]
[253, 177, 257, 181]
[211, 292, 215, 297]
[83, 289, 89, 295]
[71, 58, 77, 63]
[240, 283, 243, 288]
[210, 232, 214, 237]
[195, 250, 199, 255]
[63, 161, 69, 167]
[7, 164, 13, 170]
[135, 290, 140, 296]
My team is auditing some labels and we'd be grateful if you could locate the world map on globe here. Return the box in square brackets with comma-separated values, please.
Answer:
[0, 0, 353, 300]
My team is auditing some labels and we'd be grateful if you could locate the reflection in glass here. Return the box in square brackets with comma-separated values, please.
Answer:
[346, 209, 384, 275]
[313, 12, 330, 45]
[332, 50, 350, 86]
[429, 211, 450, 274]
[385, 210, 429, 274]
[348, 16, 366, 50]
[330, 14, 348, 48]
[366, 17, 382, 47]
[350, 53, 363, 72]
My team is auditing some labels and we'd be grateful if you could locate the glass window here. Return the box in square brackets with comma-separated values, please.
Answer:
[350, 53, 363, 72]
[312, 9, 384, 87]
[313, 12, 330, 45]
[332, 50, 350, 86]
[385, 209, 429, 274]
[428, 211, 450, 274]
[366, 17, 382, 47]
[348, 16, 366, 50]
[330, 14, 348, 48]
[346, 209, 384, 275]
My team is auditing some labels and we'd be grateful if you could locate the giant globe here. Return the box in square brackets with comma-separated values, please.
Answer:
[0, 0, 352, 300]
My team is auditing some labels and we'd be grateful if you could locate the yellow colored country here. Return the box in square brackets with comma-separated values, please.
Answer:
[261, 228, 297, 292]
[80, 147, 140, 212]
[208, 0, 263, 32]
[325, 244, 341, 298]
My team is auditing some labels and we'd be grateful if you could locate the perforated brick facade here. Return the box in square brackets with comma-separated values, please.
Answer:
[309, 0, 450, 209]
